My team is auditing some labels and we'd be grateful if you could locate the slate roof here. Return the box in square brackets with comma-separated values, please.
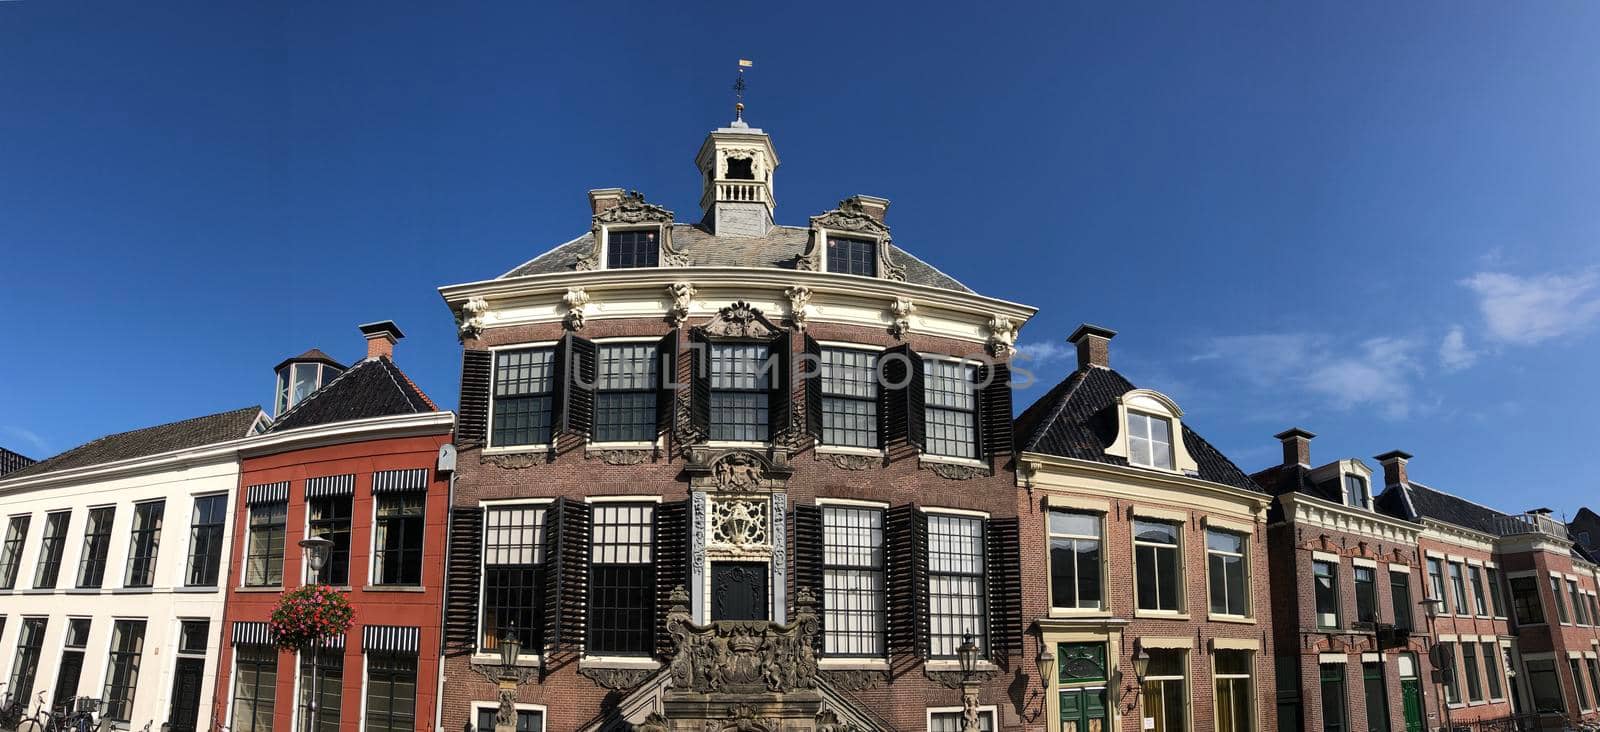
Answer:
[0, 447, 36, 477]
[3, 407, 264, 481]
[1014, 366, 1264, 493]
[1391, 481, 1515, 536]
[499, 224, 973, 293]
[268, 356, 437, 433]
[275, 348, 347, 372]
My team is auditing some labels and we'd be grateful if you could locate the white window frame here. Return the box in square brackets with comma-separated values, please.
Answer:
[818, 501, 887, 659]
[1133, 518, 1185, 616]
[1103, 389, 1198, 474]
[1048, 509, 1105, 613]
[1205, 527, 1250, 619]
[926, 705, 998, 731]
[484, 341, 559, 452]
[474, 499, 552, 666]
[924, 509, 989, 659]
[588, 337, 667, 449]
[918, 354, 983, 463]
[468, 702, 548, 732]
[597, 223, 665, 271]
[1342, 473, 1370, 510]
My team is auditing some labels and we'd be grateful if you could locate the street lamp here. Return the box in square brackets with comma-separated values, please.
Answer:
[1420, 598, 1453, 732]
[1132, 644, 1152, 684]
[298, 536, 333, 732]
[957, 631, 982, 732]
[1035, 645, 1055, 685]
[499, 621, 521, 670]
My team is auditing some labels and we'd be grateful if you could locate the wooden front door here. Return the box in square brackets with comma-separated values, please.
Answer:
[1058, 687, 1108, 732]
[1401, 679, 1424, 732]
[167, 657, 205, 732]
[711, 562, 768, 621]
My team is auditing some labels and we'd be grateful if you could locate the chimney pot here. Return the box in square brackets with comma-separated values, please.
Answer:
[1067, 324, 1117, 370]
[1374, 450, 1413, 487]
[588, 188, 626, 216]
[358, 320, 405, 361]
[1274, 427, 1316, 467]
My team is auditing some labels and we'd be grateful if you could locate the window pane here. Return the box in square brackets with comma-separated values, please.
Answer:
[481, 506, 546, 652]
[308, 495, 352, 586]
[233, 646, 278, 732]
[923, 359, 977, 459]
[375, 494, 425, 586]
[101, 620, 146, 722]
[34, 512, 70, 589]
[709, 343, 771, 442]
[595, 343, 659, 442]
[8, 618, 48, 705]
[823, 506, 884, 657]
[493, 349, 555, 446]
[247, 502, 288, 586]
[927, 515, 985, 658]
[187, 495, 228, 586]
[77, 506, 116, 588]
[365, 654, 417, 732]
[0, 515, 31, 589]
[820, 348, 878, 448]
[606, 229, 659, 269]
[297, 650, 342, 732]
[825, 237, 876, 276]
[589, 504, 656, 656]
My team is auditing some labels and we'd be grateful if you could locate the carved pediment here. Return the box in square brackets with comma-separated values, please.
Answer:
[697, 301, 785, 340]
[596, 190, 676, 225]
[685, 448, 793, 490]
[797, 197, 906, 281]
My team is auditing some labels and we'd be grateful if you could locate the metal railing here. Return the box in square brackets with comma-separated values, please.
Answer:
[1441, 714, 1543, 732]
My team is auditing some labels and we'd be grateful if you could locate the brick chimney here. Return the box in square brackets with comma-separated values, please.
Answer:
[1374, 450, 1413, 487]
[1067, 324, 1116, 371]
[588, 187, 625, 216]
[845, 194, 890, 223]
[1274, 428, 1316, 467]
[359, 320, 405, 361]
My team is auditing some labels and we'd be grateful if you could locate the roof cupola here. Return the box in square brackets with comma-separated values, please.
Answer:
[695, 61, 779, 237]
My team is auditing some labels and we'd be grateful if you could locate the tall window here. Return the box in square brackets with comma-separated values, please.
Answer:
[1483, 642, 1504, 700]
[1320, 664, 1348, 732]
[0, 515, 29, 589]
[232, 646, 278, 732]
[492, 348, 555, 447]
[821, 505, 885, 657]
[1510, 576, 1544, 624]
[1206, 529, 1248, 617]
[102, 620, 146, 722]
[588, 503, 656, 656]
[1550, 576, 1571, 623]
[476, 708, 543, 732]
[7, 617, 47, 705]
[307, 495, 352, 585]
[481, 505, 545, 653]
[374, 494, 425, 586]
[1586, 657, 1600, 711]
[1486, 567, 1506, 617]
[1448, 562, 1468, 614]
[33, 511, 69, 588]
[1049, 510, 1102, 611]
[825, 236, 876, 276]
[926, 514, 986, 658]
[1469, 566, 1489, 616]
[77, 506, 115, 588]
[1441, 642, 1461, 704]
[1344, 474, 1368, 509]
[53, 619, 91, 710]
[606, 229, 659, 269]
[1390, 570, 1414, 632]
[246, 502, 288, 587]
[1461, 642, 1484, 702]
[1142, 649, 1187, 732]
[1527, 659, 1563, 713]
[1426, 558, 1446, 604]
[297, 650, 342, 732]
[1215, 651, 1253, 732]
[1126, 412, 1173, 469]
[710, 343, 771, 442]
[1363, 663, 1390, 732]
[595, 343, 659, 442]
[1134, 520, 1182, 612]
[124, 501, 165, 588]
[819, 348, 878, 448]
[1569, 580, 1588, 626]
[364, 654, 417, 732]
[923, 359, 978, 460]
[186, 495, 228, 587]
[1354, 566, 1378, 624]
[1571, 657, 1591, 711]
[1314, 561, 1340, 629]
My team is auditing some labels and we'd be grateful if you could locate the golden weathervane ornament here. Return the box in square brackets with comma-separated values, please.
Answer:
[733, 59, 753, 123]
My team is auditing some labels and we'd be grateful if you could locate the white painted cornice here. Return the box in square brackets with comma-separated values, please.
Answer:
[1278, 493, 1424, 544]
[236, 411, 454, 458]
[1019, 452, 1273, 511]
[1420, 519, 1499, 553]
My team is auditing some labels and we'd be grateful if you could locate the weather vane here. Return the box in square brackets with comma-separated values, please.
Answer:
[733, 59, 752, 123]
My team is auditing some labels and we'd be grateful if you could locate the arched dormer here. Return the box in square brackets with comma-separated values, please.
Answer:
[1310, 459, 1376, 511]
[1103, 388, 1199, 474]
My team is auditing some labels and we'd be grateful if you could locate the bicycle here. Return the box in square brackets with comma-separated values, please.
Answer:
[0, 685, 24, 731]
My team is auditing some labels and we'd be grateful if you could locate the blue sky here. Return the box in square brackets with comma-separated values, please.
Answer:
[2, 2, 1598, 517]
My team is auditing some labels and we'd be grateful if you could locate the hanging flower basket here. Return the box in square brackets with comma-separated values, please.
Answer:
[270, 584, 354, 650]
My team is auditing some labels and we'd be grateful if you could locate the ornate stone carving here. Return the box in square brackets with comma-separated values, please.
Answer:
[634, 713, 671, 732]
[563, 287, 591, 331]
[824, 453, 878, 471]
[703, 301, 778, 339]
[718, 147, 768, 179]
[709, 498, 769, 549]
[467, 661, 538, 686]
[812, 197, 889, 236]
[888, 298, 915, 340]
[784, 286, 812, 331]
[928, 462, 990, 480]
[702, 707, 778, 732]
[986, 315, 1018, 359]
[664, 586, 820, 695]
[714, 452, 765, 490]
[799, 197, 906, 281]
[577, 665, 656, 690]
[820, 669, 888, 691]
[580, 191, 683, 269]
[496, 686, 517, 729]
[457, 296, 489, 341]
[684, 448, 793, 491]
[923, 667, 996, 689]
[593, 449, 652, 465]
[668, 282, 697, 325]
[814, 708, 865, 732]
[480, 452, 548, 469]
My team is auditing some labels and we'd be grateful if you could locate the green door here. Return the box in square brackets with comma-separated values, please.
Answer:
[1059, 687, 1108, 732]
[1401, 680, 1424, 732]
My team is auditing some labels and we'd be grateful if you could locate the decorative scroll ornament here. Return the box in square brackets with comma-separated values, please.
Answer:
[480, 452, 548, 469]
[457, 296, 489, 341]
[785, 286, 812, 331]
[593, 449, 652, 466]
[798, 197, 906, 281]
[577, 665, 656, 690]
[929, 462, 990, 480]
[665, 585, 820, 695]
[824, 453, 878, 471]
[703, 301, 779, 339]
[668, 282, 697, 325]
[563, 287, 591, 331]
[987, 315, 1018, 359]
[888, 298, 916, 340]
[579, 190, 683, 269]
[820, 669, 888, 691]
[713, 451, 766, 490]
[709, 498, 769, 548]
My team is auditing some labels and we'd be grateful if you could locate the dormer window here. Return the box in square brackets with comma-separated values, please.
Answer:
[1343, 474, 1370, 510]
[825, 237, 877, 277]
[274, 352, 345, 416]
[1127, 412, 1174, 470]
[606, 229, 660, 269]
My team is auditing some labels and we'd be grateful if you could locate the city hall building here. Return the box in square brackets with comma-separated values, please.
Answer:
[434, 107, 1035, 731]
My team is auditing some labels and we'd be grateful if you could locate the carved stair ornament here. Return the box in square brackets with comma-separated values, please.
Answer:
[888, 298, 915, 340]
[563, 287, 591, 331]
[456, 296, 489, 341]
[798, 197, 907, 281]
[668, 282, 697, 325]
[578, 190, 686, 270]
[784, 286, 812, 331]
[986, 315, 1018, 359]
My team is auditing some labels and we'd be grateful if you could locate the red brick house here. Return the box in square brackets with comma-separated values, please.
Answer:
[1014, 325, 1277, 732]
[212, 322, 454, 732]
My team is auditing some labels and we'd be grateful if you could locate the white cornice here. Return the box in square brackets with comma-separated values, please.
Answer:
[1420, 519, 1498, 553]
[0, 411, 454, 496]
[1278, 493, 1423, 544]
[1019, 452, 1273, 511]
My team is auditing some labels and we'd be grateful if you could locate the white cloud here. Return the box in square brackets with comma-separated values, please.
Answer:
[1438, 325, 1477, 372]
[1192, 333, 1423, 420]
[2, 426, 49, 456]
[1461, 269, 1600, 345]
[1015, 340, 1074, 365]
